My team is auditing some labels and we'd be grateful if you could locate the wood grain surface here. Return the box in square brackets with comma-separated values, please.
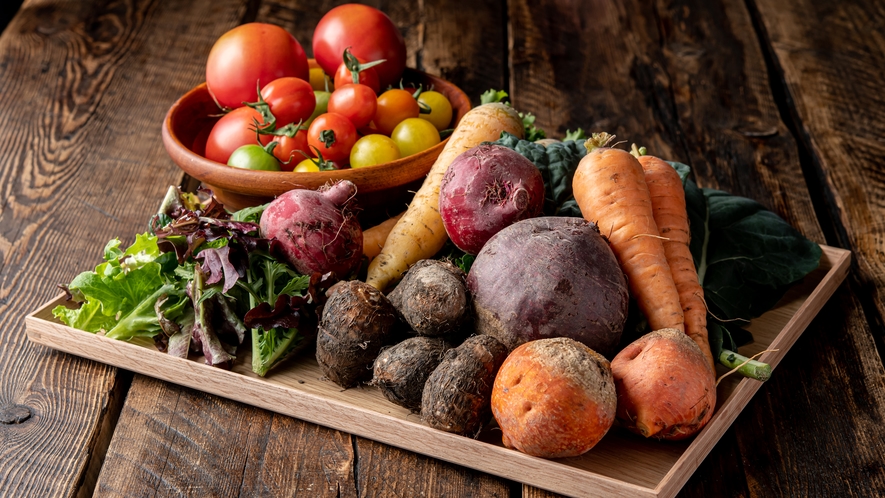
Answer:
[2, 0, 885, 497]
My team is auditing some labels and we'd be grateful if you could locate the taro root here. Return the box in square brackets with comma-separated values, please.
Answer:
[467, 216, 629, 358]
[421, 334, 508, 436]
[372, 336, 451, 411]
[316, 280, 398, 388]
[611, 328, 716, 441]
[492, 338, 616, 458]
[387, 259, 471, 337]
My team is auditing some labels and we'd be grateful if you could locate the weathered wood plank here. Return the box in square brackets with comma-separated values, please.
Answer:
[750, 0, 885, 356]
[0, 0, 234, 495]
[94, 0, 511, 496]
[507, 0, 885, 496]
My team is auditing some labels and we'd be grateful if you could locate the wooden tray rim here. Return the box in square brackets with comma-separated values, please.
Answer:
[25, 245, 851, 498]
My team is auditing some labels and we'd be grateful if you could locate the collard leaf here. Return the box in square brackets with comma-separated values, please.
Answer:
[688, 185, 822, 321]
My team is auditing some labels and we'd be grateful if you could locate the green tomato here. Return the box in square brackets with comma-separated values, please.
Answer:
[350, 135, 401, 168]
[294, 158, 320, 172]
[305, 90, 331, 127]
[391, 118, 441, 158]
[227, 144, 281, 171]
[418, 90, 453, 131]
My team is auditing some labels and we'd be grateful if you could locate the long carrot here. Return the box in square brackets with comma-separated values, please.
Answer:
[366, 103, 524, 291]
[572, 133, 685, 333]
[633, 146, 715, 373]
[362, 211, 405, 260]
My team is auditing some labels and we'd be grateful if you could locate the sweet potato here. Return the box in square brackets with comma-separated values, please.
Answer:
[372, 336, 451, 411]
[611, 328, 716, 440]
[386, 259, 470, 337]
[467, 217, 629, 357]
[491, 338, 616, 458]
[316, 280, 399, 388]
[421, 334, 508, 436]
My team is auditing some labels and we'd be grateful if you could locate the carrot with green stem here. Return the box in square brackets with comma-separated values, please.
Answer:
[632, 144, 715, 374]
[572, 133, 685, 333]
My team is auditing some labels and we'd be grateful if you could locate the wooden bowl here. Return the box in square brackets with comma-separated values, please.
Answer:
[162, 68, 471, 212]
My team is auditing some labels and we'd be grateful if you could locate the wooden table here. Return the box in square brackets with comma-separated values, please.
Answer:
[2, 1, 883, 496]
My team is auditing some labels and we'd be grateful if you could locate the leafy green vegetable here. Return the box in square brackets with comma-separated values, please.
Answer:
[489, 132, 586, 217]
[677, 165, 822, 323]
[563, 128, 587, 141]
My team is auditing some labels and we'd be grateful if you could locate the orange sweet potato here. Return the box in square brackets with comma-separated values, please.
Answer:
[491, 337, 616, 458]
[611, 328, 716, 440]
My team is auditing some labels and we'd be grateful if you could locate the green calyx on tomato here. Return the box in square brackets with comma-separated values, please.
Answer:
[342, 48, 386, 85]
[319, 129, 337, 148]
[228, 141, 281, 171]
[295, 146, 337, 172]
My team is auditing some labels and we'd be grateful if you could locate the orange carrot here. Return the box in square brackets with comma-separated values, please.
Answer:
[572, 133, 684, 333]
[634, 147, 715, 373]
[362, 211, 405, 260]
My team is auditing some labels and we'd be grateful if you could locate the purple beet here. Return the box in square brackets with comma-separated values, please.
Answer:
[439, 144, 544, 255]
[260, 180, 363, 277]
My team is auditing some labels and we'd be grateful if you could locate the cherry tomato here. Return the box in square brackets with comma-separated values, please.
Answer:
[305, 90, 331, 128]
[307, 113, 357, 162]
[294, 158, 320, 172]
[259, 77, 316, 127]
[228, 144, 281, 171]
[374, 89, 420, 136]
[312, 4, 406, 89]
[333, 58, 381, 95]
[418, 90, 454, 131]
[391, 118, 440, 157]
[206, 23, 309, 109]
[350, 135, 401, 168]
[327, 84, 378, 129]
[271, 129, 309, 169]
[204, 107, 272, 164]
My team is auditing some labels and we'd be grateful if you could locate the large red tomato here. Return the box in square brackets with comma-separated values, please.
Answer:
[312, 5, 406, 90]
[207, 23, 309, 109]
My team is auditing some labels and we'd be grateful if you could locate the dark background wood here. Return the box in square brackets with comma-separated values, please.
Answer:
[1, 0, 883, 496]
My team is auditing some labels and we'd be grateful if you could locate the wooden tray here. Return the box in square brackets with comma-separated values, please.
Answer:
[26, 245, 850, 498]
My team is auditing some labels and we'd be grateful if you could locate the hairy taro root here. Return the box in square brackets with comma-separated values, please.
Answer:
[372, 336, 451, 411]
[421, 334, 508, 436]
[316, 280, 399, 388]
[492, 338, 616, 458]
[387, 259, 471, 337]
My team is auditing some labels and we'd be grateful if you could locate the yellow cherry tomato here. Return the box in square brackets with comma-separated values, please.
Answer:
[309, 67, 331, 92]
[417, 90, 453, 131]
[391, 118, 441, 157]
[350, 135, 401, 168]
[294, 158, 320, 172]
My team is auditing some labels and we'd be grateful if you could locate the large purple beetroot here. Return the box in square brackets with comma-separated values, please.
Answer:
[467, 216, 629, 358]
[439, 144, 544, 255]
[260, 180, 363, 277]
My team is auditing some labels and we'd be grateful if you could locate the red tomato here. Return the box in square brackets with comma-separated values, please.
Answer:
[206, 23, 309, 109]
[312, 5, 406, 89]
[307, 113, 357, 162]
[260, 77, 316, 127]
[271, 130, 310, 170]
[204, 107, 272, 164]
[333, 59, 381, 95]
[328, 84, 378, 129]
[374, 89, 420, 136]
